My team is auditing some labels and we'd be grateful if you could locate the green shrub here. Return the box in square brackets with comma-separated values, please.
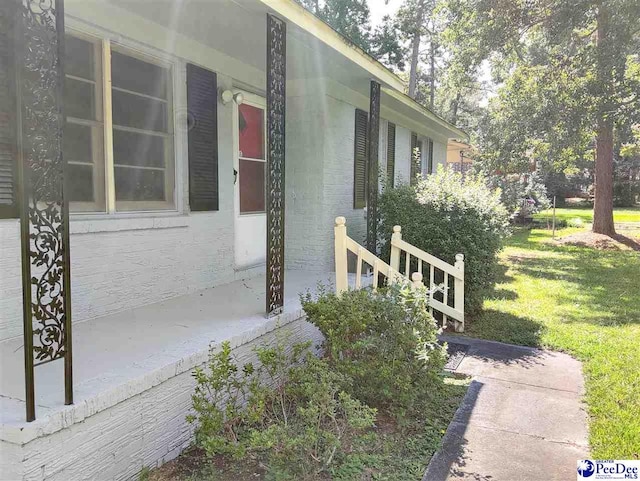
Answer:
[379, 167, 510, 314]
[301, 283, 446, 417]
[486, 172, 551, 218]
[188, 339, 376, 479]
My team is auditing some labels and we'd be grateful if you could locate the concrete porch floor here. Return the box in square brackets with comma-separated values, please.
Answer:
[0, 269, 340, 442]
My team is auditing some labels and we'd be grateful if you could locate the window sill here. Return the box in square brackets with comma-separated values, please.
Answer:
[70, 214, 190, 235]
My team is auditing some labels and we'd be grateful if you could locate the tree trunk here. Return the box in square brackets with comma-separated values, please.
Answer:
[408, 31, 421, 99]
[451, 92, 460, 123]
[592, 3, 616, 236]
[408, 0, 427, 99]
[429, 32, 435, 109]
[593, 118, 616, 235]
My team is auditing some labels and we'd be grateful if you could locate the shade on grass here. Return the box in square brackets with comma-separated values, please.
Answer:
[466, 227, 640, 458]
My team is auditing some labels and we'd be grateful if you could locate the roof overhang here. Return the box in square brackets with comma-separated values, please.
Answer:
[260, 0, 467, 140]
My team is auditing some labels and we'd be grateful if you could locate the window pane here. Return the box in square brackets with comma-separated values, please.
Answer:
[239, 159, 265, 213]
[113, 130, 166, 168]
[111, 51, 168, 99]
[64, 123, 92, 162]
[238, 104, 264, 159]
[112, 89, 168, 132]
[67, 164, 94, 202]
[114, 167, 165, 201]
[65, 36, 94, 80]
[65, 78, 95, 120]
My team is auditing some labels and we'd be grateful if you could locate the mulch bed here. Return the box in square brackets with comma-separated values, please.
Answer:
[554, 232, 640, 251]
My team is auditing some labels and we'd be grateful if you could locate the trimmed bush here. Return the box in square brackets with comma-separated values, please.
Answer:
[188, 339, 376, 478]
[379, 168, 510, 314]
[302, 282, 446, 418]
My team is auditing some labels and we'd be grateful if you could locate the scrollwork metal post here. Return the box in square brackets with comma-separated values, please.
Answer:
[266, 14, 286, 316]
[366, 80, 380, 255]
[14, 0, 72, 422]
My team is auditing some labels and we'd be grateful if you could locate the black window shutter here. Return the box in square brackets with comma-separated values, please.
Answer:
[0, 3, 17, 219]
[386, 122, 395, 188]
[187, 63, 218, 211]
[410, 132, 420, 185]
[427, 138, 434, 174]
[353, 108, 368, 209]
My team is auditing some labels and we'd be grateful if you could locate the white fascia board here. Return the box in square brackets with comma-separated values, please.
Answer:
[382, 87, 469, 141]
[259, 0, 405, 92]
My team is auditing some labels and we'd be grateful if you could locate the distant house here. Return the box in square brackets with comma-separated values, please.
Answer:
[0, 0, 466, 479]
[447, 139, 475, 174]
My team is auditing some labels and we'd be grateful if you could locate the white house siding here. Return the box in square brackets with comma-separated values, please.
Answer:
[321, 94, 368, 270]
[285, 82, 328, 272]
[394, 125, 413, 185]
[433, 139, 447, 172]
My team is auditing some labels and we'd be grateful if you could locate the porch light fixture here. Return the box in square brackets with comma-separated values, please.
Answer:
[221, 89, 244, 105]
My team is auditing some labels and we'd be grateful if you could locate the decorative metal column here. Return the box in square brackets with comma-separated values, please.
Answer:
[13, 0, 72, 422]
[366, 80, 380, 254]
[266, 14, 286, 316]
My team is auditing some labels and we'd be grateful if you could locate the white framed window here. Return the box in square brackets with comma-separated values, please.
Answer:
[64, 31, 176, 213]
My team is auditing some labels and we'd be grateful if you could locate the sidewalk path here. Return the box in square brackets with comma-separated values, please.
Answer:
[425, 336, 589, 481]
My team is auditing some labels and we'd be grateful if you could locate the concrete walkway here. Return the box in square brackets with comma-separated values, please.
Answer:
[425, 336, 589, 481]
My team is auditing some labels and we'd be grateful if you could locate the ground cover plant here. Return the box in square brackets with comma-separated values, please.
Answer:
[465, 224, 640, 458]
[146, 283, 467, 481]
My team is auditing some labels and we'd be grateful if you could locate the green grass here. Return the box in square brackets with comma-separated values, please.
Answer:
[534, 206, 640, 224]
[465, 226, 640, 458]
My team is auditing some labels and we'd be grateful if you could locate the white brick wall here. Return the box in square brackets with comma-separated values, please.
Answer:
[433, 140, 447, 171]
[394, 125, 412, 185]
[320, 95, 367, 270]
[285, 87, 328, 271]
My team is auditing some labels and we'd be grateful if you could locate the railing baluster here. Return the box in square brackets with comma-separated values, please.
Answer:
[429, 264, 435, 316]
[356, 248, 363, 289]
[334, 218, 465, 332]
[443, 273, 449, 329]
[334, 217, 348, 294]
[373, 260, 379, 291]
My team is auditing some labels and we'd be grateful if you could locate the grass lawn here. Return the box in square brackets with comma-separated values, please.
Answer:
[465, 226, 640, 458]
[534, 206, 640, 224]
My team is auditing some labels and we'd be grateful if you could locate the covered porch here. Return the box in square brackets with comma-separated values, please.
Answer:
[0, 270, 335, 429]
[0, 0, 394, 425]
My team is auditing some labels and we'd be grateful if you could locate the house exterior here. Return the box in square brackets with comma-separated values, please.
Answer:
[0, 0, 465, 479]
[446, 139, 475, 174]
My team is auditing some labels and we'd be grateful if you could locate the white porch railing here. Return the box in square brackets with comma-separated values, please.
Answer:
[334, 216, 465, 332]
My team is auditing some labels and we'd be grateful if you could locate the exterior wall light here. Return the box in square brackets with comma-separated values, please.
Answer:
[221, 90, 244, 105]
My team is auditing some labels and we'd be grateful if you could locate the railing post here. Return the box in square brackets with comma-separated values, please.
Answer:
[334, 217, 349, 295]
[390, 226, 402, 277]
[411, 272, 424, 290]
[454, 253, 465, 332]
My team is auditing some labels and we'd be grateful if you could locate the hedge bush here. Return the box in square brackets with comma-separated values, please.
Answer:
[302, 282, 446, 418]
[379, 168, 510, 314]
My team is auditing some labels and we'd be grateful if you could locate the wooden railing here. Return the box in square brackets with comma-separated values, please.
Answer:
[334, 216, 465, 332]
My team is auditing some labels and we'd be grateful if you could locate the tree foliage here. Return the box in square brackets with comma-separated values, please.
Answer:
[443, 0, 640, 233]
